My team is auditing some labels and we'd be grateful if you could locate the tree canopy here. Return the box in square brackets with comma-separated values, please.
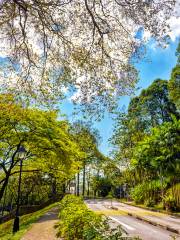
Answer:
[169, 42, 180, 110]
[0, 94, 85, 202]
[0, 0, 177, 114]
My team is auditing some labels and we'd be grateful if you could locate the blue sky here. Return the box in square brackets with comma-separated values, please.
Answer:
[60, 38, 179, 156]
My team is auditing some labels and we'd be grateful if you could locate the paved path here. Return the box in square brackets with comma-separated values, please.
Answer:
[86, 199, 180, 240]
[21, 207, 60, 240]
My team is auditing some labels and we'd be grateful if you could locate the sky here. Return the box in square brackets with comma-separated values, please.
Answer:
[60, 38, 179, 156]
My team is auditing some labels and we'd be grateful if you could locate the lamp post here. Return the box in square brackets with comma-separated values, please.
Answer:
[13, 146, 26, 234]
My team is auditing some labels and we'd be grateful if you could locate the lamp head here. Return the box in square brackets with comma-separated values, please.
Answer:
[17, 146, 26, 160]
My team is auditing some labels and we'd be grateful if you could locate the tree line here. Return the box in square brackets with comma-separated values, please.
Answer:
[0, 95, 105, 216]
[109, 42, 180, 210]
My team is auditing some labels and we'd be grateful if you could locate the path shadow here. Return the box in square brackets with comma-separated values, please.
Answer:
[37, 208, 59, 223]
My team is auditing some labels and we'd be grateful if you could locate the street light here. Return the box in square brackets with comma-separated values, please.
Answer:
[13, 146, 26, 233]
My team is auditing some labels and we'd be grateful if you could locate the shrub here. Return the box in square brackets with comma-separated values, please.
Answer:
[163, 194, 177, 211]
[57, 195, 141, 240]
[130, 180, 163, 204]
[164, 184, 180, 211]
[130, 184, 144, 204]
[170, 183, 180, 209]
[144, 199, 155, 207]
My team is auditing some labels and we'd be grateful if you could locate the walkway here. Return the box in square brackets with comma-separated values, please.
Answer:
[21, 207, 60, 240]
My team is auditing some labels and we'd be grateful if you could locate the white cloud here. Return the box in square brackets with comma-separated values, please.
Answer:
[165, 0, 180, 41]
[168, 16, 180, 41]
[142, 0, 180, 42]
[143, 30, 151, 41]
[61, 86, 68, 94]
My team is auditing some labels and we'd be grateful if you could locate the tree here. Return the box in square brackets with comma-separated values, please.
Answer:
[111, 79, 178, 167]
[0, 94, 84, 202]
[103, 160, 122, 187]
[132, 117, 180, 203]
[70, 121, 104, 196]
[110, 77, 179, 204]
[91, 176, 112, 197]
[128, 79, 178, 129]
[0, 0, 176, 113]
[169, 41, 180, 110]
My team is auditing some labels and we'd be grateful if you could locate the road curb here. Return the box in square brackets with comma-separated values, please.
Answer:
[122, 201, 180, 218]
[103, 203, 180, 235]
[127, 212, 180, 235]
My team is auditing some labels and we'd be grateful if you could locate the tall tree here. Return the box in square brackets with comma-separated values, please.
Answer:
[169, 41, 180, 110]
[128, 79, 178, 130]
[70, 121, 104, 196]
[111, 78, 178, 179]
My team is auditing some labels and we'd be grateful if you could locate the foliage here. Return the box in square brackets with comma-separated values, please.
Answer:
[130, 180, 163, 205]
[144, 199, 156, 208]
[57, 195, 140, 240]
[0, 1, 176, 113]
[0, 94, 85, 207]
[103, 161, 122, 187]
[132, 118, 180, 178]
[110, 56, 180, 210]
[70, 121, 105, 196]
[70, 121, 102, 164]
[110, 79, 178, 169]
[164, 184, 180, 211]
[91, 177, 112, 197]
[163, 194, 177, 211]
[169, 41, 180, 110]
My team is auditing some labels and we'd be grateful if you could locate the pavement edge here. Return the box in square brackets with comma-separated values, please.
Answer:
[127, 212, 180, 235]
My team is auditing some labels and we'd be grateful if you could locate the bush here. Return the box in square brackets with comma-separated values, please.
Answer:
[130, 184, 144, 204]
[144, 199, 155, 207]
[163, 194, 177, 211]
[164, 184, 180, 211]
[130, 180, 163, 204]
[57, 195, 141, 240]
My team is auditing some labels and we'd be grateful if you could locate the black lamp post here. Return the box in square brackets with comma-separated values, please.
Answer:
[13, 146, 26, 234]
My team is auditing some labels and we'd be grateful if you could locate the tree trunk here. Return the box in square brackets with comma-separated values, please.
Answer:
[0, 173, 10, 202]
[87, 168, 91, 197]
[51, 178, 57, 199]
[1, 185, 7, 216]
[77, 169, 80, 196]
[62, 183, 66, 195]
[0, 143, 22, 202]
[94, 190, 97, 198]
[82, 164, 86, 196]
[87, 181, 90, 197]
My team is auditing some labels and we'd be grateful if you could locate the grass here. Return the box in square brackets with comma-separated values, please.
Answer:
[121, 200, 180, 216]
[0, 202, 59, 240]
[95, 209, 128, 216]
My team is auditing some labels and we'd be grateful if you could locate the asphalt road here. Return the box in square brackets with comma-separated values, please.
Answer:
[85, 199, 180, 240]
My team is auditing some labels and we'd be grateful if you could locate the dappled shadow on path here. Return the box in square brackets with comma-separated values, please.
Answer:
[37, 208, 59, 223]
[21, 207, 61, 240]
